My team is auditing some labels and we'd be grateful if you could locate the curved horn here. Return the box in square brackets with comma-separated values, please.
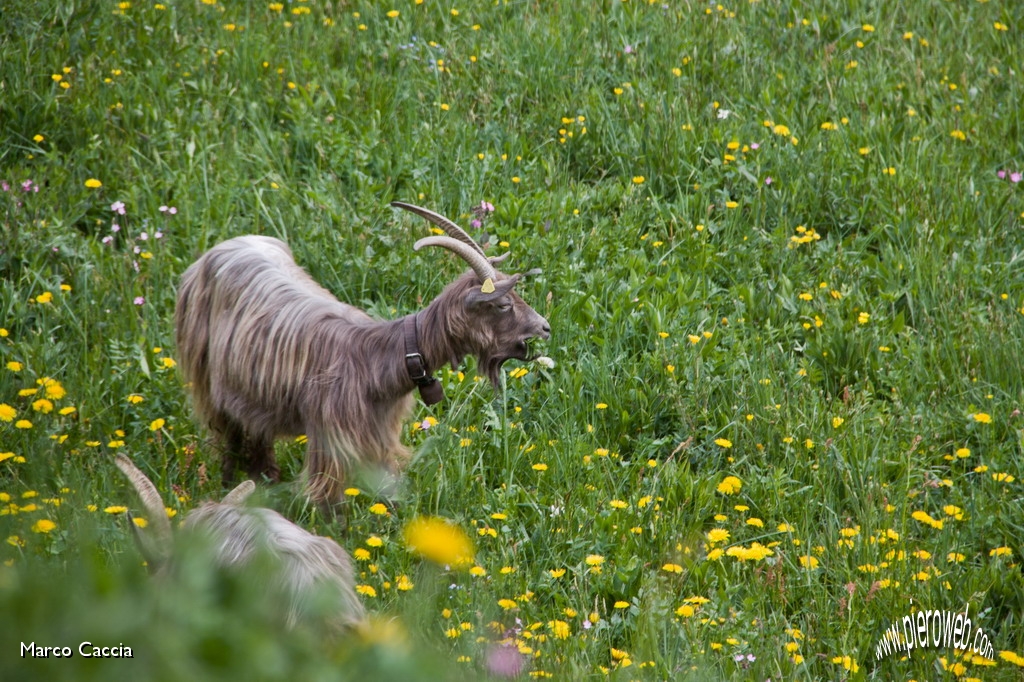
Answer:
[391, 202, 487, 258]
[114, 454, 174, 549]
[221, 479, 256, 506]
[415, 236, 496, 283]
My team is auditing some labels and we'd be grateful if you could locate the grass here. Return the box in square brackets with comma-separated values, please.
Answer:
[2, 0, 1024, 679]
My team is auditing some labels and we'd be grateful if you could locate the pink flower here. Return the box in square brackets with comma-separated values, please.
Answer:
[139, 232, 148, 241]
[765, 177, 773, 185]
[471, 219, 482, 229]
[111, 223, 121, 233]
[159, 205, 178, 215]
[1011, 172, 1022, 183]
[133, 296, 145, 305]
[750, 142, 760, 150]
[110, 201, 126, 215]
[998, 170, 1007, 179]
[102, 236, 113, 245]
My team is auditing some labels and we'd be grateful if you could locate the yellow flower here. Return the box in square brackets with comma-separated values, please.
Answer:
[799, 555, 820, 569]
[548, 620, 570, 639]
[497, 599, 518, 610]
[127, 394, 144, 404]
[706, 528, 730, 544]
[832, 417, 844, 428]
[911, 510, 943, 530]
[532, 463, 548, 471]
[31, 399, 53, 413]
[714, 438, 732, 448]
[595, 403, 608, 409]
[0, 404, 16, 421]
[368, 503, 389, 516]
[746, 517, 764, 528]
[344, 487, 360, 497]
[613, 601, 629, 609]
[403, 516, 475, 567]
[972, 412, 992, 424]
[549, 568, 566, 578]
[632, 176, 645, 185]
[469, 566, 487, 577]
[365, 535, 383, 548]
[662, 563, 683, 573]
[31, 519, 57, 534]
[716, 476, 742, 495]
[355, 585, 377, 598]
[15, 419, 32, 429]
[353, 548, 370, 561]
[6, 361, 22, 372]
[149, 418, 165, 431]
[160, 357, 176, 369]
[609, 499, 628, 510]
[104, 506, 128, 514]
[386, 9, 399, 17]
[585, 554, 605, 566]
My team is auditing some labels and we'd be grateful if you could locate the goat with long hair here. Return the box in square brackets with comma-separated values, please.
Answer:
[175, 202, 550, 505]
[114, 454, 365, 632]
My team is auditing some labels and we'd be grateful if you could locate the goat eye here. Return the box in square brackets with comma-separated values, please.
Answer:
[496, 302, 512, 313]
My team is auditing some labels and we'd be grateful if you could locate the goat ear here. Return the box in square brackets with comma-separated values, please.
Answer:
[466, 275, 520, 307]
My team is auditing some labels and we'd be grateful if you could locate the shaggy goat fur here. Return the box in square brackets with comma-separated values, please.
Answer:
[175, 204, 550, 505]
[115, 455, 365, 632]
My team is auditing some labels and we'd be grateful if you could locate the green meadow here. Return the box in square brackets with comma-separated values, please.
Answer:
[2, 0, 1024, 679]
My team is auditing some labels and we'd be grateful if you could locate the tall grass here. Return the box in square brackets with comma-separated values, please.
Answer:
[2, 0, 1023, 679]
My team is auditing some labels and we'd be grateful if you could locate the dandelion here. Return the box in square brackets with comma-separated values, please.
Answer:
[716, 476, 742, 495]
[972, 412, 992, 424]
[662, 563, 683, 573]
[799, 555, 820, 569]
[497, 598, 518, 610]
[714, 438, 733, 448]
[368, 503, 389, 516]
[355, 585, 377, 598]
[6, 362, 22, 372]
[149, 418, 165, 431]
[104, 505, 128, 514]
[469, 566, 487, 577]
[403, 516, 474, 567]
[832, 417, 844, 428]
[85, 178, 102, 188]
[0, 404, 16, 422]
[31, 399, 53, 414]
[31, 519, 56, 534]
[15, 419, 32, 429]
[706, 528, 730, 544]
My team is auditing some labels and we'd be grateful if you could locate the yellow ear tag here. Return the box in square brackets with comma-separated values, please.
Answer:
[480, 278, 495, 294]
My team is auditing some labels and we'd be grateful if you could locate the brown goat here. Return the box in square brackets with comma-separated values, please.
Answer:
[174, 202, 550, 505]
[114, 454, 365, 632]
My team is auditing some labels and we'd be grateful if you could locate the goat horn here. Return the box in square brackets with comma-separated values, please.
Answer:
[415, 236, 496, 284]
[114, 454, 174, 549]
[391, 202, 487, 258]
[222, 479, 256, 505]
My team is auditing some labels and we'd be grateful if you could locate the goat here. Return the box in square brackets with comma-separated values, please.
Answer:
[114, 454, 365, 632]
[174, 202, 551, 505]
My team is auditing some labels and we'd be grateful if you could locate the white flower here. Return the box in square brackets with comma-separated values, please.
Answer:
[535, 356, 555, 369]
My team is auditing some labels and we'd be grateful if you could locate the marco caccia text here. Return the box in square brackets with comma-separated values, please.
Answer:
[21, 642, 133, 658]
